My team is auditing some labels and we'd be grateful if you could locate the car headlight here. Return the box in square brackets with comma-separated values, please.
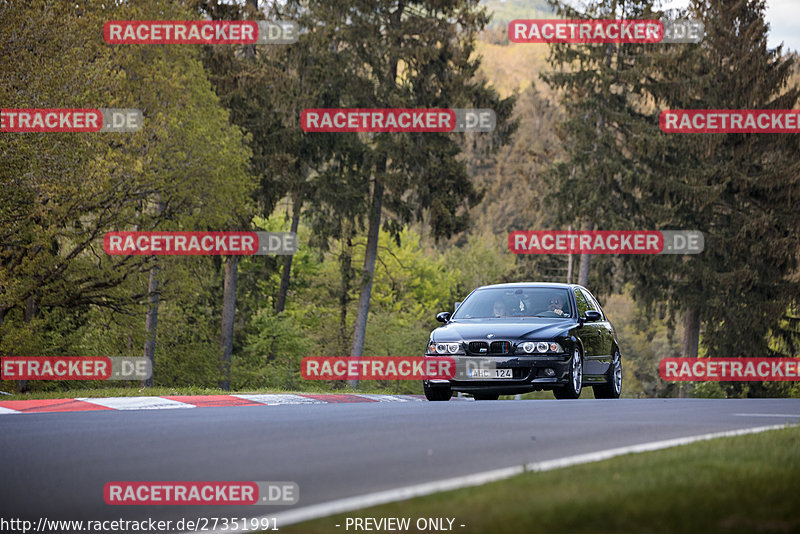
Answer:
[520, 341, 564, 354]
[431, 342, 461, 354]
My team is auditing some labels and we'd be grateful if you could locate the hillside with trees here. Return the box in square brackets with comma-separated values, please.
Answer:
[1, 0, 798, 398]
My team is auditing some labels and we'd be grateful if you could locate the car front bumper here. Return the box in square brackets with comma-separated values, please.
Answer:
[424, 354, 572, 394]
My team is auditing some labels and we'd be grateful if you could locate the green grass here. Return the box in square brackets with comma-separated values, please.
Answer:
[281, 425, 800, 534]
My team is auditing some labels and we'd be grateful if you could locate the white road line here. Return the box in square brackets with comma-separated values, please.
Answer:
[733, 413, 800, 418]
[188, 423, 790, 534]
[0, 406, 20, 415]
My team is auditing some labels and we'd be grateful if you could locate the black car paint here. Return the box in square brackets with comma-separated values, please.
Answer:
[424, 283, 620, 396]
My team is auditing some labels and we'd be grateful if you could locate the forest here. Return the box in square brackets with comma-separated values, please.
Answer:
[1, 0, 798, 398]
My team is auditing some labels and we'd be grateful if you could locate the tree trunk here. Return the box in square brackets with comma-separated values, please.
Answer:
[244, 0, 258, 58]
[142, 264, 159, 388]
[679, 306, 700, 399]
[577, 219, 593, 287]
[566, 223, 574, 283]
[16, 296, 38, 393]
[141, 200, 164, 388]
[339, 232, 353, 356]
[349, 170, 385, 388]
[219, 255, 239, 391]
[681, 306, 700, 358]
[24, 295, 37, 323]
[275, 192, 302, 314]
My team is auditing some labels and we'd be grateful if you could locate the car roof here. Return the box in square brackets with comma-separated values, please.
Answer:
[473, 282, 581, 291]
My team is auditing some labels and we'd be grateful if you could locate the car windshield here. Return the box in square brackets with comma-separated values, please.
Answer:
[452, 287, 573, 319]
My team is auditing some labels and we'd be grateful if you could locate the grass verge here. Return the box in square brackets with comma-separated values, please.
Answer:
[280, 425, 800, 534]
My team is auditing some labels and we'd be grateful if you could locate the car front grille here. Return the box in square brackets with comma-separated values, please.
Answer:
[467, 340, 512, 355]
[468, 341, 489, 354]
[490, 341, 511, 354]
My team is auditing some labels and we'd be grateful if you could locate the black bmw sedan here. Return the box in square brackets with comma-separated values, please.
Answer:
[423, 283, 622, 401]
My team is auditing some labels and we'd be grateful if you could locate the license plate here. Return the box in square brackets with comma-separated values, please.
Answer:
[467, 368, 513, 379]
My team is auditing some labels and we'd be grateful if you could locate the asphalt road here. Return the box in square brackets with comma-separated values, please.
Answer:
[1, 398, 799, 531]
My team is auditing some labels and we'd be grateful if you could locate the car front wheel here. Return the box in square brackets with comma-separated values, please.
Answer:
[553, 347, 583, 400]
[423, 382, 452, 401]
[593, 349, 622, 399]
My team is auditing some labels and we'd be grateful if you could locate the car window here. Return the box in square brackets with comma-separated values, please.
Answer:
[573, 288, 590, 317]
[580, 289, 601, 314]
[452, 287, 573, 318]
[584, 291, 606, 319]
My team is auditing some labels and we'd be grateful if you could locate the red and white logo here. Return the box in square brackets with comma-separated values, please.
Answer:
[104, 481, 298, 505]
[1, 108, 142, 133]
[660, 358, 800, 381]
[301, 109, 456, 133]
[104, 232, 258, 255]
[660, 110, 800, 133]
[510, 231, 663, 254]
[510, 19, 663, 43]
[1, 109, 102, 132]
[104, 21, 258, 44]
[301, 357, 456, 380]
[509, 230, 704, 255]
[0, 357, 151, 380]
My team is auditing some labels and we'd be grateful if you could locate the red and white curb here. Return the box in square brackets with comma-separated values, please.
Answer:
[0, 393, 425, 414]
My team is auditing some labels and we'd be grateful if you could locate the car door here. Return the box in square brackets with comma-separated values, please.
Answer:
[573, 287, 603, 376]
[582, 288, 614, 376]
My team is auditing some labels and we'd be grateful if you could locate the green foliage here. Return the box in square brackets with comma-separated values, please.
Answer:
[0, 0, 253, 393]
[236, 310, 314, 390]
[4, 0, 797, 401]
[482, 0, 553, 28]
[540, 0, 800, 396]
[231, 222, 464, 390]
[693, 381, 728, 399]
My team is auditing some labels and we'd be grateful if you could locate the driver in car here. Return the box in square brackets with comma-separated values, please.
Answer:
[493, 300, 507, 317]
[548, 296, 565, 316]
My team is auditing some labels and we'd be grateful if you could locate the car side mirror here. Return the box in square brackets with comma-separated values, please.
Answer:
[436, 312, 452, 323]
[584, 310, 602, 322]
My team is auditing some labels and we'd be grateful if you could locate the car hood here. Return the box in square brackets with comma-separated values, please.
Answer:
[431, 318, 576, 342]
